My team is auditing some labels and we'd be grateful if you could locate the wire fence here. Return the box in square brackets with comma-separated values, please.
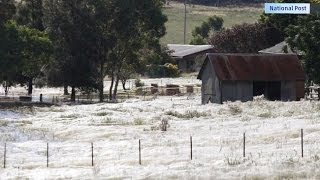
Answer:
[0, 129, 309, 169]
[0, 85, 202, 106]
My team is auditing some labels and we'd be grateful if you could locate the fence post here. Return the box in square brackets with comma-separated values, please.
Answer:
[91, 142, 94, 166]
[243, 133, 246, 158]
[47, 142, 49, 167]
[3, 142, 6, 168]
[139, 139, 141, 165]
[301, 129, 304, 158]
[190, 136, 193, 160]
[40, 94, 43, 103]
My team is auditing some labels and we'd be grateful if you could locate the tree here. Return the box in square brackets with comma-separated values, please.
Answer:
[259, 0, 315, 36]
[209, 23, 283, 53]
[43, 0, 100, 102]
[16, 25, 52, 95]
[190, 15, 223, 45]
[106, 0, 167, 100]
[0, 21, 23, 95]
[44, 0, 167, 102]
[14, 0, 49, 95]
[0, 0, 16, 25]
[286, 14, 320, 84]
[15, 0, 45, 31]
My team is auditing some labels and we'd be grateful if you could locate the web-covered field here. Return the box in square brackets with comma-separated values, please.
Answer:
[1, 82, 320, 179]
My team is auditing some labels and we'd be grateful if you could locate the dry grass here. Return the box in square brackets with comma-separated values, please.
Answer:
[162, 1, 262, 44]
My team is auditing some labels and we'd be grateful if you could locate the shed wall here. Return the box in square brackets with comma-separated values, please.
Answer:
[221, 81, 253, 102]
[281, 81, 296, 101]
[201, 62, 212, 104]
[201, 61, 221, 104]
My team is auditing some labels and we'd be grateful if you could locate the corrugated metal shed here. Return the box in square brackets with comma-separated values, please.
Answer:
[198, 54, 305, 81]
[259, 41, 303, 55]
[167, 44, 214, 58]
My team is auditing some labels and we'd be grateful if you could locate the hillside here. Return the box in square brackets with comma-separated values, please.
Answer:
[162, 2, 263, 44]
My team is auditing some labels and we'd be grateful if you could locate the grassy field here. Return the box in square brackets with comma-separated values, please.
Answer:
[162, 2, 263, 44]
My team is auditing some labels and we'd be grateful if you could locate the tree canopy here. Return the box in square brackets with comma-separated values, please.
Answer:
[43, 0, 167, 101]
[209, 23, 282, 53]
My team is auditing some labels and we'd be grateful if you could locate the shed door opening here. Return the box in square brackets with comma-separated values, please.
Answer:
[253, 81, 265, 96]
[266, 81, 281, 101]
[253, 81, 281, 101]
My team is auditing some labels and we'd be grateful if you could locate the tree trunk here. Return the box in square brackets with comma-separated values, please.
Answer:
[28, 78, 33, 95]
[4, 81, 8, 96]
[98, 62, 104, 102]
[122, 79, 127, 90]
[71, 86, 76, 102]
[112, 75, 120, 100]
[64, 84, 69, 95]
[98, 81, 104, 103]
[109, 73, 115, 101]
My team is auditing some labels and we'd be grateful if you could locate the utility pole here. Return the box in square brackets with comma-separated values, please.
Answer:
[184, 0, 187, 44]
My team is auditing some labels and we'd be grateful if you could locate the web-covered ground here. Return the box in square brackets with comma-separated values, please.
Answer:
[0, 78, 320, 179]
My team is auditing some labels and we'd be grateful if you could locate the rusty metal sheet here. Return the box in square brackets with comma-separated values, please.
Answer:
[205, 54, 305, 81]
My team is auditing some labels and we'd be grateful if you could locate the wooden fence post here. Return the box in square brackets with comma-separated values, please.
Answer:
[47, 142, 49, 167]
[3, 143, 6, 168]
[139, 139, 141, 165]
[301, 129, 304, 158]
[243, 133, 246, 158]
[190, 136, 193, 160]
[91, 142, 94, 166]
[40, 94, 43, 103]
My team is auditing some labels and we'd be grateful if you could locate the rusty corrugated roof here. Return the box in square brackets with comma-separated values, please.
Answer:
[198, 54, 305, 81]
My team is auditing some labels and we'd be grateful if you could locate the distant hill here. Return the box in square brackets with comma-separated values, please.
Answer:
[162, 1, 263, 44]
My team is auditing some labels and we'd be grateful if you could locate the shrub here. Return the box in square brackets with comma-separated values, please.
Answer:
[134, 118, 145, 125]
[225, 156, 241, 166]
[258, 110, 272, 118]
[94, 112, 111, 116]
[228, 104, 243, 115]
[135, 78, 144, 87]
[160, 119, 169, 131]
[164, 63, 180, 77]
[146, 64, 180, 78]
[166, 110, 208, 119]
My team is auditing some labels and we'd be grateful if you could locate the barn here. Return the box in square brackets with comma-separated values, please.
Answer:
[168, 44, 215, 72]
[197, 54, 305, 104]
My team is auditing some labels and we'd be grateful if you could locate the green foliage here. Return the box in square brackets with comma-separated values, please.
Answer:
[209, 23, 283, 53]
[286, 14, 320, 83]
[190, 34, 206, 45]
[0, 0, 16, 25]
[146, 63, 180, 78]
[259, 0, 314, 36]
[0, 18, 50, 95]
[142, 45, 175, 78]
[17, 25, 52, 83]
[44, 0, 104, 99]
[15, 0, 45, 31]
[190, 15, 223, 45]
[164, 63, 180, 77]
[208, 16, 224, 31]
[0, 21, 23, 89]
